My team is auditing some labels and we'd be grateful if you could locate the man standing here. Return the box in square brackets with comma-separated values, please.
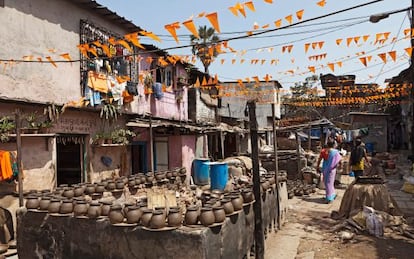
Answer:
[349, 137, 371, 178]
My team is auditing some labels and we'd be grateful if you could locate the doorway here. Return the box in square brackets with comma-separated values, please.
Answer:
[131, 141, 147, 174]
[154, 137, 168, 171]
[56, 135, 84, 185]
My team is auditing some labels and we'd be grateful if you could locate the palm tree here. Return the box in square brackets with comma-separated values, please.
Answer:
[190, 26, 220, 74]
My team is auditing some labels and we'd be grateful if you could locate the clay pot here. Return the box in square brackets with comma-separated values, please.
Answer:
[231, 194, 243, 211]
[39, 196, 51, 211]
[137, 174, 146, 184]
[48, 198, 61, 213]
[154, 207, 166, 218]
[109, 204, 124, 224]
[87, 201, 101, 219]
[62, 188, 75, 199]
[73, 200, 88, 217]
[128, 178, 136, 187]
[85, 184, 96, 195]
[260, 180, 270, 192]
[241, 189, 254, 203]
[95, 183, 106, 193]
[167, 208, 182, 227]
[155, 172, 166, 181]
[60, 199, 73, 214]
[111, 189, 123, 199]
[100, 201, 113, 216]
[213, 206, 226, 223]
[146, 173, 154, 183]
[25, 195, 40, 210]
[126, 205, 142, 224]
[185, 206, 199, 225]
[120, 176, 128, 185]
[106, 181, 116, 191]
[129, 185, 138, 195]
[171, 168, 179, 177]
[199, 207, 215, 227]
[115, 180, 125, 190]
[74, 185, 84, 197]
[221, 198, 234, 215]
[166, 171, 173, 179]
[150, 210, 166, 229]
[141, 209, 153, 227]
[123, 202, 136, 215]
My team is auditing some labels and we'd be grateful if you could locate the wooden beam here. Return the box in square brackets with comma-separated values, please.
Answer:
[15, 109, 23, 207]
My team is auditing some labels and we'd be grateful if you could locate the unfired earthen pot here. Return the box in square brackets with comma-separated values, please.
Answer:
[213, 206, 226, 223]
[25, 195, 40, 210]
[39, 196, 51, 211]
[141, 209, 153, 227]
[95, 183, 106, 193]
[87, 201, 101, 219]
[85, 184, 96, 195]
[60, 199, 73, 214]
[62, 188, 75, 199]
[100, 201, 113, 216]
[167, 208, 182, 227]
[109, 204, 124, 224]
[48, 198, 61, 213]
[126, 205, 142, 224]
[231, 194, 243, 211]
[221, 198, 234, 215]
[199, 207, 215, 226]
[241, 189, 254, 203]
[150, 210, 166, 229]
[73, 200, 88, 217]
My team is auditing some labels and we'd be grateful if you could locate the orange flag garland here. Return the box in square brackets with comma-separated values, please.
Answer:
[296, 10, 304, 20]
[164, 22, 181, 43]
[285, 15, 293, 25]
[183, 19, 199, 38]
[244, 1, 256, 12]
[46, 56, 57, 68]
[274, 19, 282, 28]
[388, 51, 396, 62]
[205, 12, 221, 33]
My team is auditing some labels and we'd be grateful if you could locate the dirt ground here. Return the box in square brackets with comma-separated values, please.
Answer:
[265, 183, 414, 259]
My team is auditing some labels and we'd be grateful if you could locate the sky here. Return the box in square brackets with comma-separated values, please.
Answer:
[97, 0, 412, 91]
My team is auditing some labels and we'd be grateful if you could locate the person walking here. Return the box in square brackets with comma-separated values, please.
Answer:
[348, 136, 371, 178]
[317, 140, 342, 203]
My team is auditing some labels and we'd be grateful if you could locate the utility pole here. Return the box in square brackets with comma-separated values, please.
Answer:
[411, 0, 414, 157]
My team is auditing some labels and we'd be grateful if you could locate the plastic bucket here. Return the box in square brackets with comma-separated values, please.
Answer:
[193, 158, 210, 185]
[365, 143, 374, 153]
[208, 162, 228, 191]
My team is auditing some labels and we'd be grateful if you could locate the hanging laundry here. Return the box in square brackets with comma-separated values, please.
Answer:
[0, 151, 13, 181]
[152, 82, 164, 100]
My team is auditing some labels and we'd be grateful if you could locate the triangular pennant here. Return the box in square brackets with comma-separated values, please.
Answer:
[116, 39, 133, 52]
[405, 47, 413, 57]
[287, 45, 293, 53]
[383, 32, 390, 39]
[262, 24, 270, 29]
[261, 59, 266, 65]
[201, 76, 208, 86]
[317, 0, 326, 7]
[296, 9, 304, 20]
[221, 59, 225, 65]
[46, 56, 57, 68]
[264, 0, 273, 3]
[240, 59, 245, 64]
[182, 20, 199, 38]
[244, 1, 255, 12]
[308, 66, 316, 73]
[194, 77, 200, 87]
[285, 14, 293, 25]
[264, 74, 271, 82]
[197, 12, 205, 18]
[378, 53, 387, 63]
[235, 3, 246, 17]
[346, 37, 353, 47]
[327, 63, 334, 72]
[124, 32, 145, 49]
[304, 43, 310, 53]
[336, 39, 343, 45]
[232, 59, 236, 64]
[139, 31, 161, 42]
[318, 41, 324, 49]
[353, 36, 360, 44]
[388, 51, 396, 61]
[205, 12, 220, 33]
[164, 22, 181, 43]
[336, 61, 343, 68]
[367, 55, 372, 62]
[60, 53, 72, 62]
[228, 6, 239, 17]
[362, 35, 370, 42]
[274, 19, 282, 28]
[311, 42, 318, 49]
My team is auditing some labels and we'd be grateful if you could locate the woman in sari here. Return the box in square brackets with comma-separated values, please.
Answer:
[317, 141, 342, 203]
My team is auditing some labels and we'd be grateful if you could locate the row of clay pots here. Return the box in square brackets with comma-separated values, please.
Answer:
[184, 205, 226, 226]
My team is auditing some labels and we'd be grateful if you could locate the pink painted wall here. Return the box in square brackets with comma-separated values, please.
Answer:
[168, 135, 196, 182]
[168, 136, 182, 169]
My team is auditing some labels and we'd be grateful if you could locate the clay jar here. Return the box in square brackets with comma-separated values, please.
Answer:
[241, 189, 254, 203]
[109, 204, 124, 224]
[73, 185, 84, 197]
[100, 201, 113, 216]
[167, 207, 182, 227]
[39, 196, 51, 211]
[48, 198, 61, 213]
[85, 184, 96, 195]
[62, 188, 75, 199]
[146, 172, 154, 183]
[221, 198, 234, 215]
[128, 177, 136, 187]
[199, 207, 215, 227]
[106, 181, 116, 191]
[166, 171, 173, 179]
[25, 195, 40, 210]
[60, 199, 73, 214]
[150, 209, 166, 229]
[155, 172, 166, 181]
[73, 200, 88, 217]
[123, 202, 135, 215]
[126, 205, 142, 224]
[140, 209, 153, 227]
[87, 201, 101, 219]
[213, 206, 226, 223]
[95, 183, 106, 193]
[115, 180, 125, 190]
[184, 205, 198, 225]
[260, 180, 269, 192]
[231, 194, 243, 211]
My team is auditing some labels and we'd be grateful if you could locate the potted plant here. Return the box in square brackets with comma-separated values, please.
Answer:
[24, 112, 40, 133]
[92, 132, 106, 145]
[0, 116, 15, 143]
[111, 128, 136, 145]
[39, 120, 53, 133]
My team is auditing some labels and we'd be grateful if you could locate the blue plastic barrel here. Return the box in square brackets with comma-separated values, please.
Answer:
[193, 158, 210, 185]
[365, 143, 374, 153]
[209, 162, 229, 191]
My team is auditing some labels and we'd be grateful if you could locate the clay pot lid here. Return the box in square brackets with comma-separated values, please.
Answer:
[62, 199, 73, 203]
[90, 201, 100, 206]
[186, 205, 198, 211]
[40, 196, 52, 200]
[110, 204, 122, 210]
[213, 205, 224, 210]
[142, 208, 153, 213]
[127, 205, 140, 210]
[153, 210, 164, 215]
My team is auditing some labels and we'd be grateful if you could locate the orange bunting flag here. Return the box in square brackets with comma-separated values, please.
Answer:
[304, 43, 310, 53]
[336, 39, 343, 45]
[202, 76, 208, 86]
[378, 53, 387, 63]
[327, 63, 334, 72]
[264, 0, 273, 3]
[318, 41, 324, 49]
[317, 0, 326, 7]
[252, 76, 260, 84]
[140, 31, 161, 42]
[240, 59, 245, 64]
[311, 42, 318, 49]
[116, 39, 132, 52]
[336, 61, 343, 68]
[375, 33, 382, 44]
[308, 66, 316, 73]
[261, 59, 266, 65]
[124, 32, 145, 49]
[296, 10, 304, 20]
[274, 19, 282, 28]
[194, 77, 200, 87]
[46, 56, 57, 68]
[232, 59, 236, 64]
[388, 51, 396, 62]
[235, 3, 246, 17]
[353, 36, 360, 44]
[287, 45, 293, 53]
[77, 44, 89, 57]
[285, 15, 293, 25]
[264, 74, 271, 82]
[362, 35, 370, 42]
[244, 1, 255, 12]
[221, 59, 225, 65]
[405, 47, 413, 57]
[359, 56, 368, 65]
[346, 37, 353, 47]
[262, 24, 270, 29]
[229, 6, 239, 16]
[60, 53, 72, 62]
[183, 19, 199, 38]
[246, 31, 253, 36]
[271, 59, 278, 65]
[205, 12, 220, 33]
[164, 22, 181, 43]
[197, 12, 206, 18]
[383, 32, 390, 40]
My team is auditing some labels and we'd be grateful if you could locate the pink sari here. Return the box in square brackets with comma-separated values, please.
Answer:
[321, 148, 341, 201]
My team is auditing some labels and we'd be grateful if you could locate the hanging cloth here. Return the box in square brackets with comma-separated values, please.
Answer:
[0, 151, 13, 181]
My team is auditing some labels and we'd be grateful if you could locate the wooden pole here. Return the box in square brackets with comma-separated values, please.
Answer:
[271, 103, 280, 230]
[15, 109, 23, 207]
[296, 131, 302, 179]
[149, 115, 154, 173]
[248, 101, 264, 259]
[308, 126, 312, 151]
